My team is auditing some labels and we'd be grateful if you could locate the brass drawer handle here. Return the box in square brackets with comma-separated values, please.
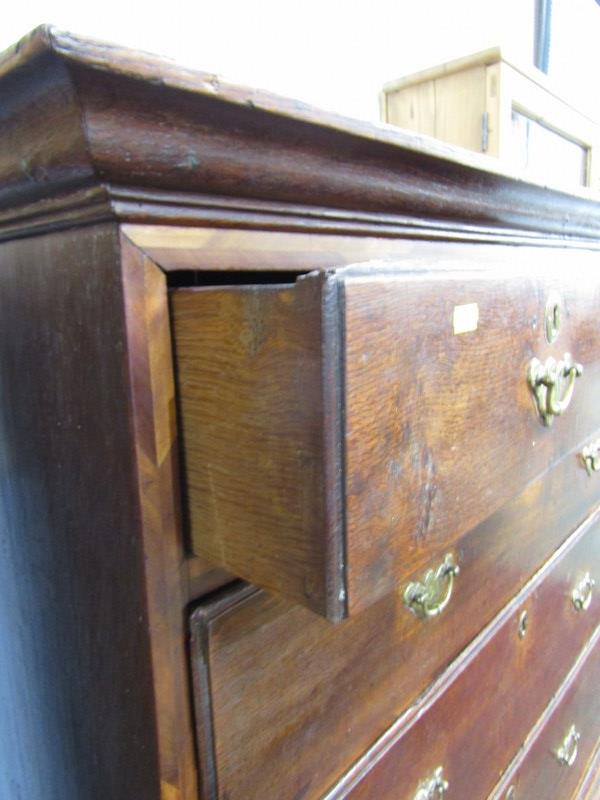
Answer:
[556, 725, 580, 767]
[572, 573, 595, 611]
[528, 353, 582, 427]
[413, 766, 448, 799]
[581, 440, 600, 475]
[404, 554, 459, 620]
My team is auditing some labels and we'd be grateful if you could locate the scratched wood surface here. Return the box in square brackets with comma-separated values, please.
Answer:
[173, 251, 600, 618]
[342, 257, 600, 613]
[189, 454, 600, 800]
[2, 25, 600, 800]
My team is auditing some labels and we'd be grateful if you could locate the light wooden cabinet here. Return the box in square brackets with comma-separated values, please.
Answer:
[381, 48, 600, 191]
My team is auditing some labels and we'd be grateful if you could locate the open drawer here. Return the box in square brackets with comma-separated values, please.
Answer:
[172, 253, 600, 619]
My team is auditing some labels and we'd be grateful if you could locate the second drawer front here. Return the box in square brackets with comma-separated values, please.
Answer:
[491, 631, 600, 800]
[326, 618, 600, 799]
[190, 503, 600, 800]
[173, 249, 600, 619]
[337, 627, 600, 800]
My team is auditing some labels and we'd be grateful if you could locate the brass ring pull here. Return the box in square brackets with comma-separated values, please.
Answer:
[556, 725, 580, 767]
[413, 766, 448, 800]
[404, 554, 459, 620]
[581, 440, 600, 476]
[572, 573, 595, 612]
[528, 353, 583, 427]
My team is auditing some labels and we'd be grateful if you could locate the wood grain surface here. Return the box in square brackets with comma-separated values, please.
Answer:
[120, 234, 201, 800]
[575, 741, 600, 799]
[0, 225, 160, 800]
[328, 597, 600, 798]
[489, 631, 600, 800]
[172, 274, 345, 619]
[173, 250, 600, 617]
[125, 226, 600, 277]
[189, 451, 600, 800]
[342, 257, 600, 612]
[2, 26, 600, 800]
[3, 27, 600, 244]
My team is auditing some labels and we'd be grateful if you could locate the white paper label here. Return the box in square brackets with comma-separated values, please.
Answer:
[453, 303, 479, 335]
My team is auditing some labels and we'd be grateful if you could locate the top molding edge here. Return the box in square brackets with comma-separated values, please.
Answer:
[1, 26, 600, 241]
[0, 27, 574, 179]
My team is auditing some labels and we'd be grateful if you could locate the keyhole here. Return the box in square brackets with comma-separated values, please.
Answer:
[545, 291, 562, 344]
[518, 610, 529, 639]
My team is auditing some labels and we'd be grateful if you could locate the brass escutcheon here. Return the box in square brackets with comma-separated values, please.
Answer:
[404, 554, 459, 620]
[527, 353, 583, 427]
[544, 290, 562, 344]
[572, 573, 595, 612]
[556, 725, 580, 767]
[580, 440, 600, 476]
[518, 609, 529, 639]
[413, 766, 448, 800]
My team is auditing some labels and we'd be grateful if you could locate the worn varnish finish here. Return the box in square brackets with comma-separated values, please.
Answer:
[0, 226, 160, 800]
[189, 477, 600, 800]
[325, 586, 600, 798]
[3, 27, 600, 244]
[2, 26, 600, 800]
[123, 226, 600, 277]
[0, 224, 223, 800]
[489, 632, 600, 800]
[343, 259, 600, 613]
[173, 255, 600, 617]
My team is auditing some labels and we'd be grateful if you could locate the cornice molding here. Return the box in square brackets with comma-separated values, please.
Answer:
[3, 183, 600, 248]
[1, 27, 600, 244]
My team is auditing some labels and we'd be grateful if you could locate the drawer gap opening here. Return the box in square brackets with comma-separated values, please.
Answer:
[167, 269, 305, 288]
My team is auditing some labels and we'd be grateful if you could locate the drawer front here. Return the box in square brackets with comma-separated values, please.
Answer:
[490, 633, 600, 800]
[343, 261, 600, 615]
[189, 488, 600, 800]
[325, 594, 600, 797]
[575, 744, 600, 800]
[172, 249, 600, 619]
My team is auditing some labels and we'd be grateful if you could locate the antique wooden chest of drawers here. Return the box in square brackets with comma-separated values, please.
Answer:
[2, 26, 600, 800]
